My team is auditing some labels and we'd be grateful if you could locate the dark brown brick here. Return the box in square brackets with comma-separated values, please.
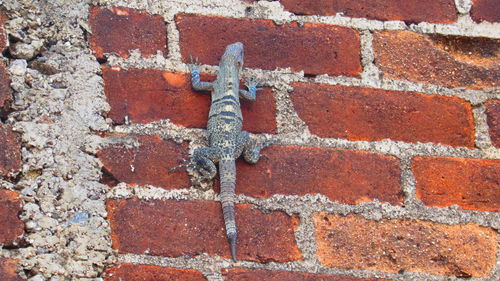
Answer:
[485, 100, 500, 148]
[471, 0, 500, 23]
[0, 258, 23, 281]
[373, 31, 500, 89]
[0, 190, 24, 246]
[233, 145, 402, 205]
[0, 125, 21, 178]
[0, 12, 7, 52]
[0, 62, 12, 117]
[280, 0, 457, 23]
[89, 6, 167, 59]
[314, 214, 497, 277]
[97, 135, 190, 189]
[176, 14, 361, 77]
[107, 199, 301, 262]
[105, 264, 207, 281]
[102, 67, 276, 134]
[291, 83, 474, 147]
[223, 268, 389, 281]
[413, 156, 500, 212]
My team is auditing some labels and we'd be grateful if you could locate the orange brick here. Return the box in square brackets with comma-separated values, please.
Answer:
[412, 156, 500, 212]
[102, 67, 276, 134]
[373, 31, 500, 89]
[0, 125, 21, 178]
[233, 145, 402, 205]
[0, 190, 24, 246]
[280, 0, 457, 23]
[107, 199, 301, 262]
[485, 100, 500, 148]
[97, 135, 190, 189]
[471, 0, 500, 23]
[89, 6, 167, 59]
[314, 214, 497, 277]
[176, 14, 361, 76]
[105, 264, 207, 281]
[291, 83, 474, 147]
[0, 258, 23, 281]
[222, 268, 389, 281]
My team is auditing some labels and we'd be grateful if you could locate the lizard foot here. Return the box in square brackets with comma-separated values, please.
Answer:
[245, 76, 262, 91]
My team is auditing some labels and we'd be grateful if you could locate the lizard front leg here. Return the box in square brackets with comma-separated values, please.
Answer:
[189, 56, 214, 92]
[239, 77, 261, 101]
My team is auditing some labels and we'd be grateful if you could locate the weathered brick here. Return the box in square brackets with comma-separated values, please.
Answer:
[485, 100, 500, 148]
[222, 268, 388, 281]
[176, 14, 361, 77]
[373, 31, 500, 89]
[105, 264, 207, 281]
[291, 83, 474, 147]
[0, 62, 12, 116]
[0, 258, 23, 281]
[232, 145, 402, 205]
[471, 0, 500, 23]
[314, 214, 497, 277]
[0, 190, 24, 246]
[279, 0, 457, 23]
[0, 12, 7, 51]
[97, 135, 190, 189]
[89, 6, 167, 59]
[0, 125, 22, 177]
[102, 67, 276, 133]
[107, 199, 301, 262]
[413, 156, 500, 212]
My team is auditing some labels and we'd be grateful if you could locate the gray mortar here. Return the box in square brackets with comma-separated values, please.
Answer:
[1, 0, 499, 280]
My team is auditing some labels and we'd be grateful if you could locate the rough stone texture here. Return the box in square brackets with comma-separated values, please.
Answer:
[105, 263, 207, 281]
[485, 100, 500, 148]
[176, 14, 362, 77]
[97, 135, 190, 189]
[89, 6, 167, 59]
[412, 156, 500, 212]
[233, 145, 402, 205]
[0, 125, 22, 177]
[102, 67, 276, 133]
[222, 268, 388, 280]
[314, 214, 498, 277]
[0, 62, 12, 117]
[0, 190, 24, 246]
[279, 0, 457, 23]
[471, 0, 500, 23]
[107, 199, 301, 263]
[0, 258, 23, 281]
[373, 31, 500, 89]
[290, 83, 474, 147]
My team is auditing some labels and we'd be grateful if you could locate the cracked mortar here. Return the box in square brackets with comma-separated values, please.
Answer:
[1, 0, 499, 280]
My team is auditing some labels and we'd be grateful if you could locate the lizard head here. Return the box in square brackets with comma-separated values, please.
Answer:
[221, 42, 244, 73]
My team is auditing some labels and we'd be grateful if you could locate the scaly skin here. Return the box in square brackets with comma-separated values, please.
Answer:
[188, 42, 265, 262]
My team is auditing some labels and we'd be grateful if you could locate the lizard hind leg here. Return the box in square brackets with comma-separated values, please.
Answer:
[190, 147, 220, 181]
[237, 131, 268, 164]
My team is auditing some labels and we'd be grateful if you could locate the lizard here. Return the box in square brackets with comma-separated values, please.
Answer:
[187, 42, 267, 262]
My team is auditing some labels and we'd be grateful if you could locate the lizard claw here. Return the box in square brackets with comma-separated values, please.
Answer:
[188, 56, 200, 72]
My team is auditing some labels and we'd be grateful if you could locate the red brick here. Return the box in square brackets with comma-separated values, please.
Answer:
[107, 199, 301, 262]
[232, 145, 402, 205]
[291, 83, 474, 147]
[105, 264, 207, 281]
[102, 67, 276, 134]
[0, 125, 21, 178]
[0, 62, 12, 116]
[89, 6, 167, 59]
[0, 258, 23, 281]
[314, 214, 497, 277]
[413, 156, 500, 212]
[0, 190, 24, 246]
[485, 100, 500, 148]
[471, 0, 500, 23]
[176, 14, 361, 77]
[280, 0, 457, 23]
[223, 268, 388, 281]
[97, 135, 190, 189]
[373, 31, 500, 89]
[0, 12, 7, 51]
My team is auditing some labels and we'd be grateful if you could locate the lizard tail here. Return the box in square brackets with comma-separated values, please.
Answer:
[219, 159, 238, 262]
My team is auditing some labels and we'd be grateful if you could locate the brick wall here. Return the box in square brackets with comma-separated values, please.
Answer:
[1, 0, 499, 280]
